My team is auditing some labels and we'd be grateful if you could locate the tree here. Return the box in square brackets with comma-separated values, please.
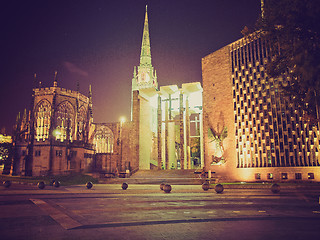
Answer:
[256, 0, 320, 124]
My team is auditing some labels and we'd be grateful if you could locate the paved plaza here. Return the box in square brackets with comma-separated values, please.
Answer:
[1, 183, 320, 240]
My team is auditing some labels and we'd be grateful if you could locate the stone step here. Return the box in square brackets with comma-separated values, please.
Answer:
[100, 177, 202, 185]
[99, 169, 208, 185]
[131, 169, 197, 178]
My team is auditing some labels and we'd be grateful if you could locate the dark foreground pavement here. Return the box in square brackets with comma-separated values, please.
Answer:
[1, 183, 320, 240]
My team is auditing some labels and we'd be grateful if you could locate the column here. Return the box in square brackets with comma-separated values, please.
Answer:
[200, 111, 204, 168]
[157, 94, 162, 170]
[179, 92, 184, 169]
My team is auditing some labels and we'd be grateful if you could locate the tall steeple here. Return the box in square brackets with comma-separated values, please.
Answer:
[132, 5, 158, 92]
[140, 5, 151, 67]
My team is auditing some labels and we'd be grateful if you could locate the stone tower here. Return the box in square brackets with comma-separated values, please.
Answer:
[131, 6, 159, 170]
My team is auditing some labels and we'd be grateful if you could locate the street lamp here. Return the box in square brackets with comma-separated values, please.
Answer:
[52, 128, 61, 140]
[120, 116, 126, 125]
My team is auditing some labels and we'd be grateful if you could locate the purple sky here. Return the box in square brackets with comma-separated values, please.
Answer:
[0, 0, 261, 134]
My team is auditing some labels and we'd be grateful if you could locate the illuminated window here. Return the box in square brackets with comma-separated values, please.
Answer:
[35, 100, 51, 141]
[55, 101, 75, 142]
[77, 107, 87, 141]
[281, 173, 288, 180]
[255, 173, 261, 180]
[267, 173, 273, 179]
[94, 126, 114, 153]
[308, 173, 314, 180]
[56, 150, 63, 157]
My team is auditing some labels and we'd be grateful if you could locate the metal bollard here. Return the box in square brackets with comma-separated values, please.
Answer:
[163, 184, 172, 193]
[122, 182, 128, 190]
[3, 180, 11, 188]
[202, 182, 210, 191]
[215, 184, 224, 193]
[86, 182, 93, 189]
[271, 183, 280, 193]
[49, 179, 55, 186]
[54, 181, 60, 188]
[37, 181, 45, 189]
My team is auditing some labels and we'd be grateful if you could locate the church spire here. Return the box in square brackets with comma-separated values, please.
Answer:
[140, 5, 151, 66]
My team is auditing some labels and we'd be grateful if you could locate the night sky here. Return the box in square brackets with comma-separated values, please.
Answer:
[0, 0, 261, 134]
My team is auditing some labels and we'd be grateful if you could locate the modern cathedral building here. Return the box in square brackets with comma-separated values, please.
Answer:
[8, 6, 320, 182]
[203, 33, 320, 182]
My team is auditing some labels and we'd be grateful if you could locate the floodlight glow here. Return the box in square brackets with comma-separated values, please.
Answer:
[120, 116, 126, 124]
[52, 129, 61, 138]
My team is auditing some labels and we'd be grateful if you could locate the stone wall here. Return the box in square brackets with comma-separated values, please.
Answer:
[202, 45, 237, 180]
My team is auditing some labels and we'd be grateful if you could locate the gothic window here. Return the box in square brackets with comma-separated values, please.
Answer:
[94, 126, 114, 153]
[55, 101, 75, 142]
[77, 106, 87, 141]
[35, 100, 51, 141]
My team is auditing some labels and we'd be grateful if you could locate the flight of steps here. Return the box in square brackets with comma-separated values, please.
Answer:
[100, 169, 204, 185]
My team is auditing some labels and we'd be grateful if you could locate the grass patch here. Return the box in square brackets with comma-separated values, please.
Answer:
[0, 173, 99, 186]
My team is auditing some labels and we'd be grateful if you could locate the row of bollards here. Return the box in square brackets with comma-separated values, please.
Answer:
[1, 180, 60, 189]
[38, 180, 61, 189]
[202, 182, 224, 193]
[2, 180, 281, 194]
[2, 181, 129, 190]
[201, 182, 281, 194]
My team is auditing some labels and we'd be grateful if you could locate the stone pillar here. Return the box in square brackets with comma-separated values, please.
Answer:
[185, 96, 191, 169]
[200, 111, 204, 168]
[131, 91, 140, 171]
[165, 101, 169, 169]
[183, 104, 187, 170]
[168, 122, 175, 169]
[139, 96, 152, 170]
[157, 94, 162, 170]
[179, 92, 184, 169]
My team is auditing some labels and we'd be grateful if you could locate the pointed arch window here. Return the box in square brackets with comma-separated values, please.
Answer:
[35, 100, 51, 141]
[94, 126, 114, 153]
[55, 101, 74, 142]
[77, 106, 87, 141]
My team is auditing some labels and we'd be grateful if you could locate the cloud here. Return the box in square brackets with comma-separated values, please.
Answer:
[63, 61, 89, 77]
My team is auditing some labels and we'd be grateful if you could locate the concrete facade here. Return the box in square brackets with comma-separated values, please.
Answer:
[129, 7, 204, 171]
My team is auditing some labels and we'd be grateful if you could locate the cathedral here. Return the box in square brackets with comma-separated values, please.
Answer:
[11, 6, 203, 177]
[9, 6, 320, 182]
[203, 33, 320, 182]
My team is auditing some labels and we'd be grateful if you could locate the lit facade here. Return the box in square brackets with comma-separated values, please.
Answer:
[8, 6, 204, 177]
[129, 6, 203, 171]
[202, 34, 320, 182]
[12, 80, 95, 176]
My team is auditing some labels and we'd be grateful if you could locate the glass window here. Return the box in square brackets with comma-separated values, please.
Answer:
[255, 173, 261, 180]
[56, 150, 63, 157]
[281, 173, 288, 180]
[35, 150, 41, 157]
[308, 173, 314, 180]
[295, 173, 302, 180]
